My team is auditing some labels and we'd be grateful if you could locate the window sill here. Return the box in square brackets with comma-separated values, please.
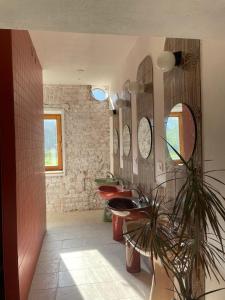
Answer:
[45, 170, 65, 177]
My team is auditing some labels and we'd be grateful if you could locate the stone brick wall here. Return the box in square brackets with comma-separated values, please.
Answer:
[44, 85, 110, 212]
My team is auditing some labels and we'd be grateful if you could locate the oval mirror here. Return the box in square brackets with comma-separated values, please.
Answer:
[123, 125, 131, 156]
[113, 129, 119, 154]
[166, 103, 196, 162]
[138, 117, 152, 159]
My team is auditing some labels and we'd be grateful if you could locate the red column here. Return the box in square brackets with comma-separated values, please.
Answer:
[126, 241, 141, 273]
[112, 215, 124, 241]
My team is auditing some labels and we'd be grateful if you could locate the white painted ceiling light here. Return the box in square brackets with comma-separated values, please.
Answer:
[91, 88, 108, 101]
[157, 51, 182, 72]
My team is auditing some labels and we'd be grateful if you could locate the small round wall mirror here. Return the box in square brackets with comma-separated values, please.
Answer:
[166, 103, 196, 162]
[138, 117, 152, 159]
[113, 129, 119, 154]
[123, 125, 131, 156]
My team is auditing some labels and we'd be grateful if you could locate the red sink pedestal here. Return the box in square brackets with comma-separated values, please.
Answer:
[112, 214, 124, 241]
[126, 240, 141, 273]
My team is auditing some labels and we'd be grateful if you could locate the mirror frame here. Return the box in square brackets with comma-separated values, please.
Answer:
[166, 102, 197, 163]
[138, 117, 153, 159]
[113, 128, 119, 155]
[123, 124, 131, 157]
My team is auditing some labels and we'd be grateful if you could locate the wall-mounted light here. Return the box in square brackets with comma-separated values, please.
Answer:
[128, 81, 144, 93]
[109, 92, 118, 111]
[157, 51, 182, 72]
[115, 99, 131, 108]
[109, 109, 117, 116]
[126, 80, 153, 94]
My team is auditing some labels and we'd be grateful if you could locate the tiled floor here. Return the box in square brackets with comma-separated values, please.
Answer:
[29, 210, 152, 300]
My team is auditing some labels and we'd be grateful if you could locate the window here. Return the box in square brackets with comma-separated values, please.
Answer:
[44, 114, 63, 171]
[91, 88, 108, 101]
[166, 112, 184, 161]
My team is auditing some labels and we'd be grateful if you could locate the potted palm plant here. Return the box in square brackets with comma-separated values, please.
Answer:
[124, 141, 225, 300]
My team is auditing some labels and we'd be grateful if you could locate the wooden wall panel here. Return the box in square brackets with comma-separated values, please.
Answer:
[136, 56, 155, 193]
[164, 38, 202, 201]
[121, 82, 133, 183]
[164, 38, 203, 297]
[113, 113, 121, 177]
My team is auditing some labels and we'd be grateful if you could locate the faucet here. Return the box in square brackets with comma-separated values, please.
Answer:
[106, 171, 114, 178]
[118, 178, 127, 189]
[130, 187, 150, 205]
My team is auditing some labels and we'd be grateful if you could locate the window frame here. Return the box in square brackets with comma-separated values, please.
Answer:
[44, 113, 63, 172]
[91, 87, 109, 101]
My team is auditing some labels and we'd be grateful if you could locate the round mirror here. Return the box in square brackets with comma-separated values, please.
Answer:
[138, 117, 152, 159]
[123, 125, 131, 156]
[113, 129, 119, 154]
[166, 103, 196, 162]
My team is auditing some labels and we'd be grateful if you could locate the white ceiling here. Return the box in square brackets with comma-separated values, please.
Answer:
[1, 0, 225, 39]
[30, 31, 137, 85]
[3, 0, 225, 85]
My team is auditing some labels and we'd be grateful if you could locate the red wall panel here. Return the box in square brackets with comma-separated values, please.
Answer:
[0, 29, 20, 300]
[0, 29, 46, 300]
[12, 30, 46, 300]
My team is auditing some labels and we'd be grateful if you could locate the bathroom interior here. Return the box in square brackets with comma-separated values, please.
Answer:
[1, 7, 225, 300]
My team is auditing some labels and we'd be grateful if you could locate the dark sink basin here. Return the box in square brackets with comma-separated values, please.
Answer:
[107, 197, 151, 217]
[108, 198, 137, 210]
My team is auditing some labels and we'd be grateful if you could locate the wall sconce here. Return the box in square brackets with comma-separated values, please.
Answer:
[109, 109, 117, 116]
[109, 92, 118, 110]
[115, 99, 131, 108]
[127, 81, 153, 94]
[157, 51, 182, 72]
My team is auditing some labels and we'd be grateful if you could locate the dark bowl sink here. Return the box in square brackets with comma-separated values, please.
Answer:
[107, 197, 150, 217]
[108, 198, 137, 210]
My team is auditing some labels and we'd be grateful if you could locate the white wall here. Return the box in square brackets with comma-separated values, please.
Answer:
[111, 36, 166, 183]
[201, 39, 225, 299]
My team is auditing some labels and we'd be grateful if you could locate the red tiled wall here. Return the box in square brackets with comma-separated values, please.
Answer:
[0, 29, 46, 300]
[0, 29, 20, 300]
[12, 30, 46, 300]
